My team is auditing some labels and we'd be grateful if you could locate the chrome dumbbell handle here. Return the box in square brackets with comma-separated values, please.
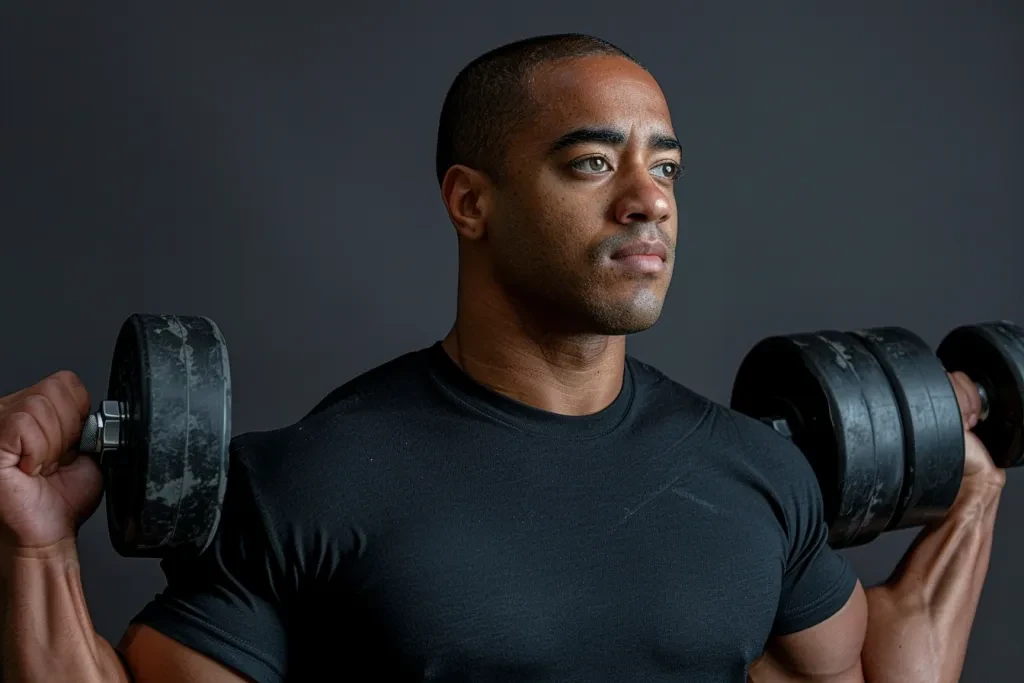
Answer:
[78, 400, 126, 455]
[976, 384, 991, 423]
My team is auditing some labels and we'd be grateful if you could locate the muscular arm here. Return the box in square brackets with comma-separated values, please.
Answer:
[119, 624, 255, 683]
[748, 582, 867, 683]
[860, 475, 1002, 682]
[750, 372, 1003, 683]
[750, 458, 1003, 683]
[1, 539, 248, 683]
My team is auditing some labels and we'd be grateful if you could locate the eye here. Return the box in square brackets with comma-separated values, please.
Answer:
[652, 161, 684, 180]
[571, 156, 611, 174]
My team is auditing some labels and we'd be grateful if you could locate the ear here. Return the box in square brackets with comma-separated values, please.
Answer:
[440, 165, 493, 241]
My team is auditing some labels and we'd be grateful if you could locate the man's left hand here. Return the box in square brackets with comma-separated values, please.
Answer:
[947, 371, 1006, 492]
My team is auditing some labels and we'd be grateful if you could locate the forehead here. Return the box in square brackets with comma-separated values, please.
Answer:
[524, 55, 674, 141]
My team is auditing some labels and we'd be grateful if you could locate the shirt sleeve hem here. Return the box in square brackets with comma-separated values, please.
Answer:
[772, 565, 859, 637]
[130, 603, 286, 683]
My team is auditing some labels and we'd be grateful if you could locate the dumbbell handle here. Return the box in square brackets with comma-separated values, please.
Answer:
[976, 383, 991, 422]
[78, 400, 126, 456]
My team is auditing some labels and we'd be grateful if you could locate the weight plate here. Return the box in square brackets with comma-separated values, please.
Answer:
[731, 330, 905, 548]
[105, 313, 232, 557]
[851, 327, 964, 532]
[937, 321, 1024, 468]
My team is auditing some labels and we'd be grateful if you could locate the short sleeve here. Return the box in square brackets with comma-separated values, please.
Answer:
[772, 440, 859, 637]
[130, 443, 291, 683]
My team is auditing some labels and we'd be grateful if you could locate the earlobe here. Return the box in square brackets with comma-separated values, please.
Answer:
[441, 165, 490, 240]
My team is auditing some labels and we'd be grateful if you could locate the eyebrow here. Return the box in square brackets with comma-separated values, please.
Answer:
[546, 127, 682, 155]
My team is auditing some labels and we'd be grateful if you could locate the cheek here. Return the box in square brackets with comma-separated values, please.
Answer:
[528, 189, 601, 263]
[493, 173, 605, 273]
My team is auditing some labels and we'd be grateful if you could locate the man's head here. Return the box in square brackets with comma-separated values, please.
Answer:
[437, 34, 682, 336]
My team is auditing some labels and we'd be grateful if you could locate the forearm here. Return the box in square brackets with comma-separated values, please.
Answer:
[861, 481, 1003, 683]
[1, 538, 129, 683]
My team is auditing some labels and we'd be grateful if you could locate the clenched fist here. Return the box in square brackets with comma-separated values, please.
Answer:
[947, 370, 1007, 496]
[0, 371, 104, 551]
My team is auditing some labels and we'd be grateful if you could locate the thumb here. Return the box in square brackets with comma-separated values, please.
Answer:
[948, 371, 982, 429]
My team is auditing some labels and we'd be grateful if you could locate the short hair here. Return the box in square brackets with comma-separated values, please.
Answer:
[435, 33, 642, 186]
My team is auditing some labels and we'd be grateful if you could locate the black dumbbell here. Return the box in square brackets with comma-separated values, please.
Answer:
[730, 320, 1024, 549]
[936, 322, 1024, 468]
[76, 313, 232, 558]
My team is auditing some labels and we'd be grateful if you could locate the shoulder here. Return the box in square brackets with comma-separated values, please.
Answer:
[303, 344, 440, 420]
[628, 354, 822, 505]
[628, 354, 805, 459]
[221, 345, 442, 523]
[233, 344, 437, 460]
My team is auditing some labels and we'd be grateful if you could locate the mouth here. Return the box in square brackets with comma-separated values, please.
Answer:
[609, 239, 668, 267]
[610, 239, 668, 261]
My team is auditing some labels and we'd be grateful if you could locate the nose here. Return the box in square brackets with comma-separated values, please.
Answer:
[613, 170, 673, 225]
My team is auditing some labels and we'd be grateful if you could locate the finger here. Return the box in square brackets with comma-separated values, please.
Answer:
[50, 370, 92, 423]
[52, 373, 92, 468]
[960, 373, 983, 425]
[0, 371, 91, 421]
[0, 384, 38, 413]
[35, 373, 91, 454]
[13, 395, 66, 474]
[5, 375, 89, 461]
[0, 373, 61, 411]
[0, 409, 51, 475]
[948, 371, 981, 428]
[949, 372, 978, 427]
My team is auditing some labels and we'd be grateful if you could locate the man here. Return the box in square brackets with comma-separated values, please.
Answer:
[0, 33, 1005, 683]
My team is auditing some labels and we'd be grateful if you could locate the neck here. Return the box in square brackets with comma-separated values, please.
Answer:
[442, 278, 627, 417]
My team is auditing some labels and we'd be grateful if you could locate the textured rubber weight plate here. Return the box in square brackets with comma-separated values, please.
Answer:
[731, 330, 904, 548]
[937, 321, 1024, 468]
[104, 314, 232, 557]
[850, 327, 964, 532]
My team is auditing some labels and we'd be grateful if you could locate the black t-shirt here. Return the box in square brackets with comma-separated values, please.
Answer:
[131, 342, 858, 682]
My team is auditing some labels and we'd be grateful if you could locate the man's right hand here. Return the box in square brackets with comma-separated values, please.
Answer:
[0, 371, 104, 552]
[0, 371, 248, 683]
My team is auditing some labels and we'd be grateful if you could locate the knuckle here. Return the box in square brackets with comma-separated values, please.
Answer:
[37, 375, 69, 400]
[52, 370, 84, 394]
[11, 397, 65, 452]
[4, 410, 37, 433]
[21, 393, 55, 417]
[52, 369, 81, 385]
[0, 411, 46, 457]
[51, 370, 91, 416]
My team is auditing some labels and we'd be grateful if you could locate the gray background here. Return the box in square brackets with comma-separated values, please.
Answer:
[3, 2, 1021, 680]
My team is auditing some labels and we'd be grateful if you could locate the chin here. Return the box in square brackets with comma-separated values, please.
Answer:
[598, 317, 662, 336]
[587, 295, 666, 336]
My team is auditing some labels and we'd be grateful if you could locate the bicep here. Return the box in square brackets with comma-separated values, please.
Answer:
[120, 624, 256, 683]
[750, 580, 868, 683]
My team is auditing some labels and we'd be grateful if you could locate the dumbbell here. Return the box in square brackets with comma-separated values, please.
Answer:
[76, 313, 232, 558]
[730, 320, 1023, 549]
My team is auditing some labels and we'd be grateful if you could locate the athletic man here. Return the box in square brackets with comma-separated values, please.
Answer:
[0, 34, 1005, 682]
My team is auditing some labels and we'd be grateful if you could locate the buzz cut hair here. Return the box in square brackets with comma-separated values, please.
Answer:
[434, 33, 642, 186]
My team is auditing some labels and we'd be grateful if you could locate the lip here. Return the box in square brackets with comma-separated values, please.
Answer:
[610, 240, 668, 261]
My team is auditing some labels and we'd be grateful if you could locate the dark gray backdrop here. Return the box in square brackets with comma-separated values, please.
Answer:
[4, 2, 1022, 680]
